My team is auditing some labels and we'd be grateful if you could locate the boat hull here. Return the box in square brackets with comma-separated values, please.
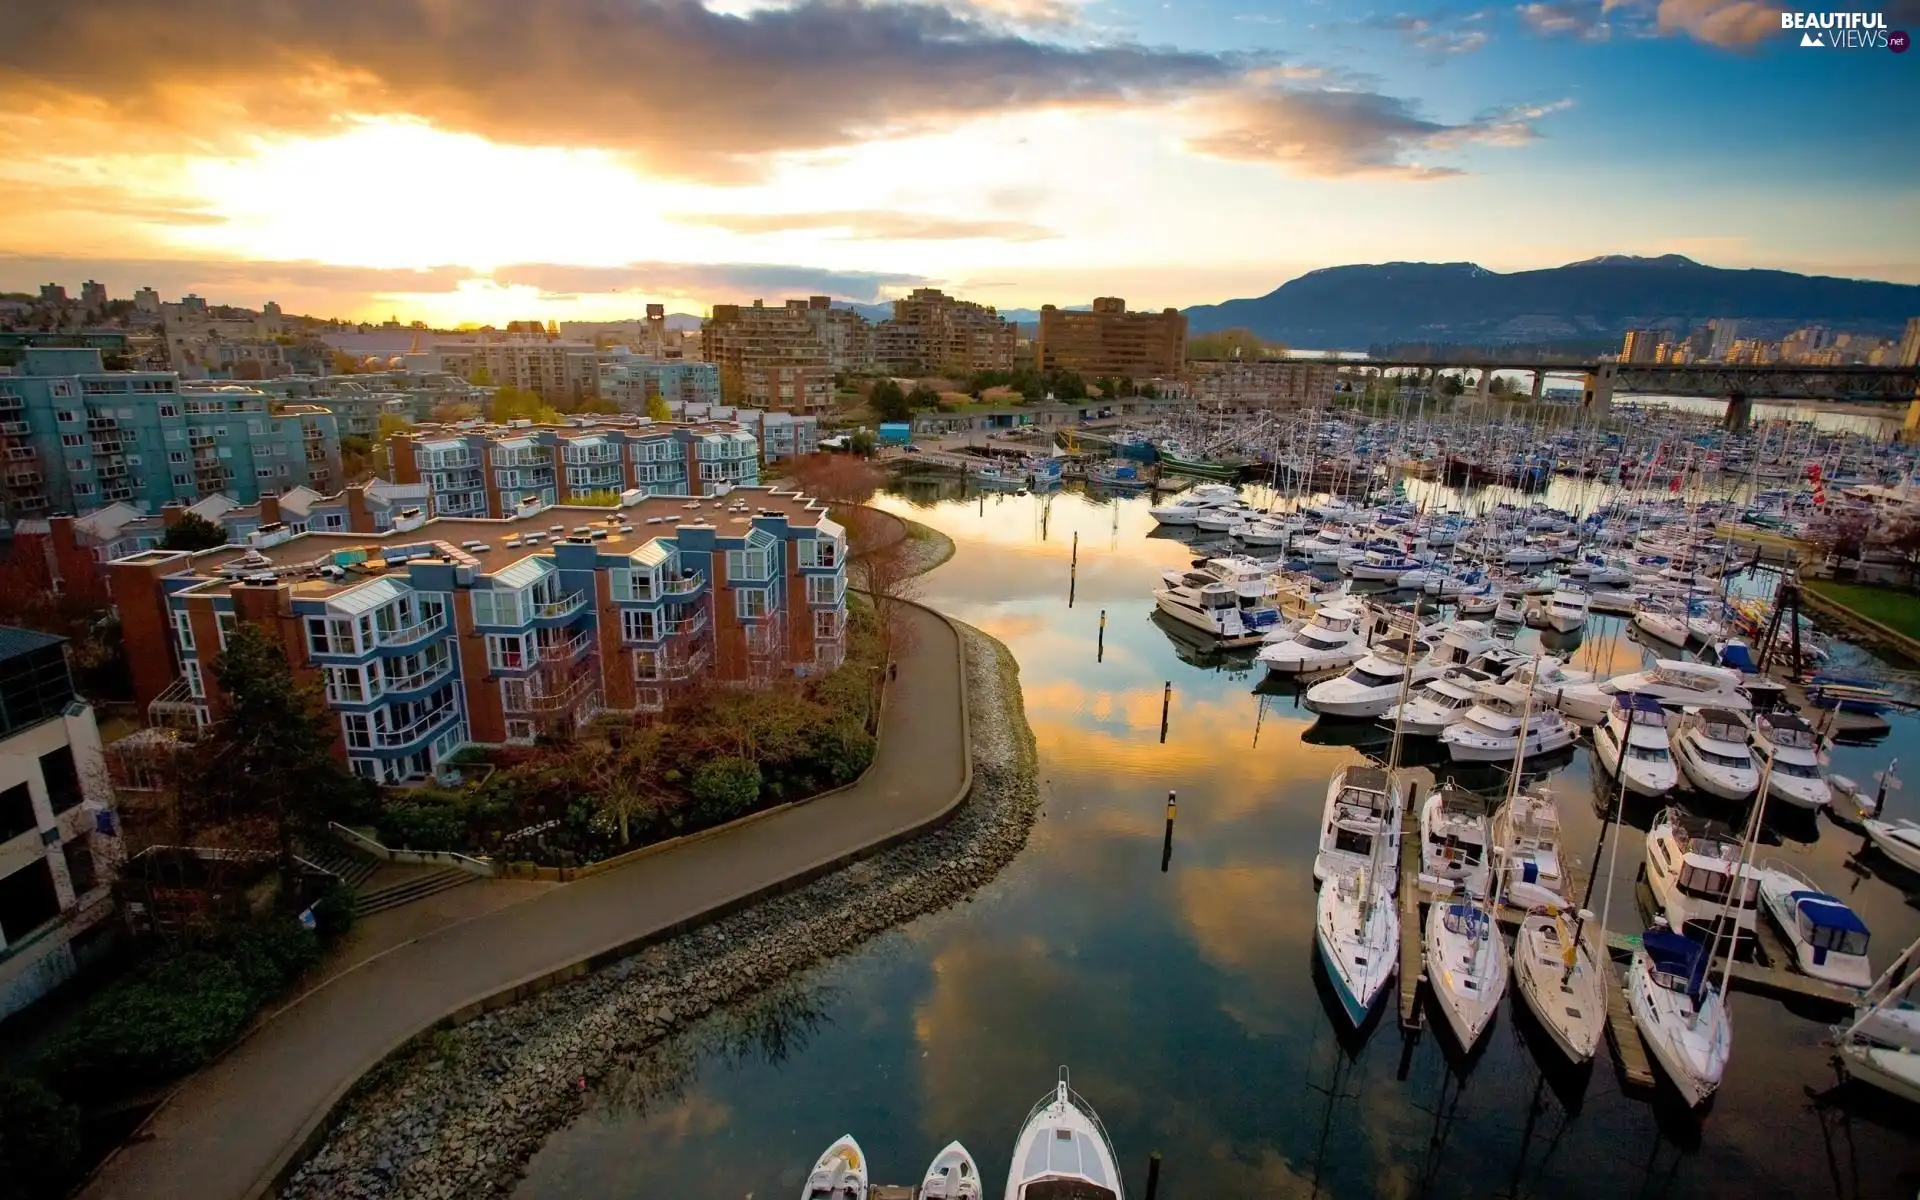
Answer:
[1839, 1040, 1920, 1104]
[1513, 916, 1605, 1064]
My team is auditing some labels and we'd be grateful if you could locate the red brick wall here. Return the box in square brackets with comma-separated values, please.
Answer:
[709, 552, 746, 682]
[595, 571, 633, 712]
[451, 590, 506, 744]
[390, 439, 422, 487]
[107, 557, 184, 710]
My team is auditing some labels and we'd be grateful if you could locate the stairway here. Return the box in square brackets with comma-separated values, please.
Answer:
[352, 868, 474, 919]
[298, 843, 381, 891]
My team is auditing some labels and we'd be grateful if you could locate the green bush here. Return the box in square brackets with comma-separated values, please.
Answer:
[809, 717, 875, 785]
[0, 1076, 81, 1199]
[689, 757, 761, 825]
[42, 952, 256, 1100]
[309, 881, 356, 942]
[228, 921, 321, 1003]
[377, 798, 469, 850]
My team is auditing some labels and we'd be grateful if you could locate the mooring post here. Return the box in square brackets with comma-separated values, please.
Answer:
[1160, 680, 1172, 742]
[1098, 609, 1107, 662]
[1161, 792, 1176, 873]
[1144, 1151, 1163, 1200]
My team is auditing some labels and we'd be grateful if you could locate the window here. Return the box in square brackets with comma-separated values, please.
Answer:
[55, 410, 78, 424]
[735, 588, 769, 620]
[609, 568, 655, 601]
[806, 575, 843, 606]
[798, 538, 841, 569]
[814, 609, 843, 641]
[0, 782, 37, 841]
[40, 747, 82, 814]
[726, 547, 773, 581]
[254, 444, 272, 458]
[621, 608, 658, 642]
[326, 666, 373, 703]
[257, 467, 275, 479]
[60, 433, 83, 448]
[185, 660, 205, 698]
[343, 713, 372, 749]
[168, 450, 188, 465]
[486, 633, 529, 670]
[173, 473, 193, 487]
[173, 609, 195, 652]
[305, 615, 360, 656]
[215, 611, 238, 649]
[471, 588, 527, 626]
[67, 459, 89, 473]
[159, 402, 179, 418]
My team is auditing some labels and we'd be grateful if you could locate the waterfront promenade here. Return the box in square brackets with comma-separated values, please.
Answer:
[82, 602, 969, 1200]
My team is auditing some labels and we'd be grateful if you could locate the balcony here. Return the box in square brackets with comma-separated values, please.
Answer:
[303, 426, 324, 441]
[532, 591, 587, 621]
[0, 420, 28, 437]
[538, 628, 594, 663]
[661, 571, 704, 596]
[85, 416, 118, 431]
[376, 610, 449, 648]
[664, 609, 709, 639]
[148, 677, 209, 730]
[381, 654, 455, 695]
[305, 445, 327, 463]
[97, 463, 129, 480]
[509, 670, 599, 714]
[4, 470, 41, 487]
[0, 394, 21, 413]
[371, 699, 460, 749]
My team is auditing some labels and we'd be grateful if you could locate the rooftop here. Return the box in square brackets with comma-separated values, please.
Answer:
[0, 625, 66, 664]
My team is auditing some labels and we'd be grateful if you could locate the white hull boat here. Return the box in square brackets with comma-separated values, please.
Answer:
[1513, 906, 1606, 1064]
[1441, 683, 1576, 764]
[1754, 861, 1873, 989]
[1671, 709, 1759, 801]
[1591, 694, 1679, 798]
[1491, 786, 1568, 908]
[1628, 931, 1731, 1108]
[1313, 763, 1398, 884]
[1315, 865, 1399, 1028]
[1420, 786, 1492, 898]
[920, 1141, 981, 1199]
[1643, 809, 1759, 945]
[1005, 1070, 1123, 1200]
[803, 1135, 869, 1199]
[1425, 901, 1508, 1051]
[1633, 609, 1691, 646]
[1257, 604, 1368, 676]
[1863, 818, 1920, 874]
[1835, 936, 1920, 1103]
[1750, 712, 1831, 811]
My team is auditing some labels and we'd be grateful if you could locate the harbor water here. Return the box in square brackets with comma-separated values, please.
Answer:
[514, 483, 1920, 1199]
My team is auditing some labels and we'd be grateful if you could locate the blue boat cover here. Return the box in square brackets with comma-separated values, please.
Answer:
[1642, 928, 1710, 1000]
[1789, 891, 1870, 935]
[1444, 904, 1491, 939]
[1719, 642, 1759, 672]
[1616, 692, 1667, 716]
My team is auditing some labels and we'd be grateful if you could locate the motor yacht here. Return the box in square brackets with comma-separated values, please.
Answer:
[1643, 808, 1760, 945]
[1419, 784, 1492, 898]
[919, 1142, 981, 1200]
[1491, 785, 1569, 908]
[1457, 587, 1499, 617]
[1834, 937, 1920, 1104]
[1148, 486, 1237, 525]
[1425, 900, 1508, 1050]
[1753, 860, 1873, 988]
[1591, 693, 1679, 798]
[1670, 708, 1760, 801]
[1627, 924, 1731, 1108]
[1524, 588, 1591, 635]
[1587, 588, 1642, 615]
[1345, 550, 1423, 583]
[1385, 669, 1491, 737]
[1004, 1069, 1123, 1200]
[1256, 602, 1368, 677]
[1493, 592, 1527, 624]
[1153, 583, 1282, 645]
[1513, 904, 1606, 1064]
[1441, 682, 1577, 764]
[1862, 817, 1920, 874]
[803, 1135, 868, 1200]
[1556, 660, 1750, 727]
[1749, 712, 1831, 811]
[1504, 655, 1596, 710]
[1312, 763, 1400, 883]
[1194, 505, 1265, 534]
[1303, 635, 1435, 719]
[1315, 863, 1399, 1028]
[1158, 555, 1277, 601]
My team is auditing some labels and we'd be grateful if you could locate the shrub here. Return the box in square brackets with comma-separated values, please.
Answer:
[809, 717, 875, 785]
[309, 881, 356, 942]
[42, 952, 256, 1100]
[377, 798, 469, 851]
[690, 757, 761, 825]
[227, 920, 322, 1002]
[0, 1076, 81, 1199]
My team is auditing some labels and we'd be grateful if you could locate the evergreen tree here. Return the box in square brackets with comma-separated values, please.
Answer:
[159, 512, 228, 552]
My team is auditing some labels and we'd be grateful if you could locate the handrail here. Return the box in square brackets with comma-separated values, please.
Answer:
[382, 655, 455, 693]
[378, 610, 448, 647]
[538, 629, 594, 663]
[661, 572, 704, 596]
[371, 702, 459, 748]
[534, 592, 587, 619]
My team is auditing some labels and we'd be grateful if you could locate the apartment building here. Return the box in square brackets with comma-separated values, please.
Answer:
[0, 348, 342, 519]
[0, 627, 121, 1021]
[1186, 360, 1338, 411]
[665, 403, 819, 461]
[880, 288, 1016, 375]
[598, 357, 722, 410]
[1620, 329, 1662, 364]
[1036, 298, 1186, 379]
[799, 296, 876, 372]
[109, 488, 849, 782]
[701, 301, 835, 412]
[428, 338, 602, 403]
[390, 419, 760, 517]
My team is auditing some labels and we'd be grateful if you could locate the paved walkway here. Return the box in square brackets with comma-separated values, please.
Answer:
[83, 603, 967, 1200]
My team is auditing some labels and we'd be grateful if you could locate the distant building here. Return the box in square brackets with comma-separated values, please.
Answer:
[701, 301, 835, 412]
[1620, 329, 1662, 364]
[133, 288, 162, 315]
[1899, 317, 1920, 368]
[37, 283, 67, 306]
[425, 338, 602, 404]
[0, 627, 121, 1022]
[876, 288, 1016, 375]
[599, 357, 722, 410]
[1707, 318, 1741, 361]
[1187, 360, 1337, 410]
[79, 281, 108, 310]
[799, 297, 875, 372]
[1036, 298, 1185, 379]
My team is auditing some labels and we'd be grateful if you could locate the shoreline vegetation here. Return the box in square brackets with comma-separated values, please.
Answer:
[281, 620, 1039, 1200]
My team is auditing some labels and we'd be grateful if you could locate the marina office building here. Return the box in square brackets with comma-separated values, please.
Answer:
[109, 488, 849, 785]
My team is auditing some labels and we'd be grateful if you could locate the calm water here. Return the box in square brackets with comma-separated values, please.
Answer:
[516, 485, 1920, 1199]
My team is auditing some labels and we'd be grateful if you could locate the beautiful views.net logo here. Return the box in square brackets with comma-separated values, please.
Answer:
[1780, 10, 1905, 49]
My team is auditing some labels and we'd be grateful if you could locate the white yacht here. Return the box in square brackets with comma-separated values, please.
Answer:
[1554, 660, 1751, 726]
[1528, 589, 1591, 634]
[1440, 682, 1576, 764]
[1749, 712, 1831, 810]
[1004, 1069, 1123, 1200]
[920, 1142, 982, 1200]
[1312, 763, 1399, 884]
[1505, 655, 1596, 710]
[803, 1135, 868, 1200]
[1633, 602, 1692, 647]
[1863, 817, 1920, 874]
[1591, 693, 1679, 798]
[1835, 937, 1920, 1104]
[1491, 785, 1568, 909]
[1153, 583, 1276, 645]
[1643, 809, 1760, 945]
[1493, 592, 1527, 625]
[1458, 587, 1500, 617]
[1670, 708, 1759, 801]
[1385, 669, 1490, 738]
[1256, 603, 1368, 677]
[1425, 900, 1508, 1050]
[1303, 635, 1434, 719]
[1513, 904, 1607, 1064]
[1753, 860, 1874, 989]
[1316, 862, 1399, 1028]
[1158, 555, 1276, 601]
[1627, 923, 1731, 1108]
[1419, 785, 1492, 898]
[1148, 486, 1237, 526]
[1420, 620, 1501, 671]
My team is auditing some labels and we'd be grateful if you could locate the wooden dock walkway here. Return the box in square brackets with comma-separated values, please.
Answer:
[1604, 960, 1656, 1088]
[1397, 797, 1426, 1030]
[1601, 931, 1862, 1008]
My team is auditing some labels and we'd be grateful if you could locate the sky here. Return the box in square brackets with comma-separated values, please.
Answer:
[0, 0, 1915, 323]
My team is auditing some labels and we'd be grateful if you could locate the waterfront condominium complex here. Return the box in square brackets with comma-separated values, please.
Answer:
[0, 627, 121, 1021]
[426, 338, 603, 403]
[109, 488, 849, 783]
[389, 419, 760, 517]
[0, 347, 342, 520]
[1035, 298, 1186, 380]
[1185, 360, 1338, 411]
[700, 301, 835, 413]
[877, 288, 1017, 375]
[597, 357, 722, 410]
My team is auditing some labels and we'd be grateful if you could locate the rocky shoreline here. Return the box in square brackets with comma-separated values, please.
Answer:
[280, 622, 1037, 1200]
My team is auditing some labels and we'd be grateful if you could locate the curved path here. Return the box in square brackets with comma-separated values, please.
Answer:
[83, 603, 967, 1200]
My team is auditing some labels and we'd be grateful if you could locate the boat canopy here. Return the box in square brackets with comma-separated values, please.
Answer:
[1790, 891, 1870, 956]
[1642, 928, 1711, 1001]
[1616, 692, 1668, 717]
[1718, 642, 1760, 672]
[1443, 903, 1492, 939]
[1760, 712, 1818, 749]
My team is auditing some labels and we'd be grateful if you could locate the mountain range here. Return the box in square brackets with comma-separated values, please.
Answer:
[1180, 256, 1920, 350]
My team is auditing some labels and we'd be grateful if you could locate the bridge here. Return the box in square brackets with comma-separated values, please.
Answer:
[1335, 358, 1920, 431]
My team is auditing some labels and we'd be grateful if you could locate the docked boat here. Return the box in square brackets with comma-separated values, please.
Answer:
[1528, 589, 1591, 634]
[1424, 900, 1508, 1050]
[1554, 660, 1751, 726]
[920, 1142, 981, 1199]
[1005, 1069, 1123, 1200]
[1384, 669, 1490, 738]
[1256, 602, 1368, 677]
[1303, 634, 1434, 719]
[1590, 693, 1679, 798]
[1153, 583, 1282, 646]
[1158, 555, 1276, 601]
[1312, 763, 1399, 883]
[1753, 860, 1873, 988]
[1147, 485, 1238, 526]
[1419, 784, 1492, 898]
[1643, 808, 1760, 945]
[1315, 862, 1399, 1028]
[1749, 712, 1831, 811]
[1512, 903, 1607, 1064]
[1458, 588, 1500, 618]
[1862, 817, 1920, 874]
[1491, 785, 1568, 908]
[1834, 936, 1920, 1104]
[1627, 924, 1731, 1108]
[803, 1135, 868, 1200]
[1670, 708, 1760, 801]
[1440, 682, 1576, 764]
[1632, 601, 1692, 647]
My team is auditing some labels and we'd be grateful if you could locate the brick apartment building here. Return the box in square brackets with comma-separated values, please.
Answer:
[701, 301, 834, 413]
[109, 488, 849, 784]
[880, 288, 1016, 375]
[1036, 297, 1186, 379]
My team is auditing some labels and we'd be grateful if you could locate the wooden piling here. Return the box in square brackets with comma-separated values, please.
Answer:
[1161, 791, 1176, 873]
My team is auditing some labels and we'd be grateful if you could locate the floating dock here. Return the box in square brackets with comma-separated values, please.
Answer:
[1397, 798, 1426, 1031]
[1601, 931, 1861, 1008]
[1604, 961, 1656, 1088]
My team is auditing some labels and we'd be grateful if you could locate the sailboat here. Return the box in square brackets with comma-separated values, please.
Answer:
[1425, 898, 1508, 1051]
[1833, 935, 1920, 1104]
[1513, 902, 1607, 1064]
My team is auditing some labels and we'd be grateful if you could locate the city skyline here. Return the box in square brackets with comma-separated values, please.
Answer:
[1, 0, 1915, 323]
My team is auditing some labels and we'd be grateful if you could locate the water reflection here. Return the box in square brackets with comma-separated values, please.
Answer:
[515, 486, 1920, 1200]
